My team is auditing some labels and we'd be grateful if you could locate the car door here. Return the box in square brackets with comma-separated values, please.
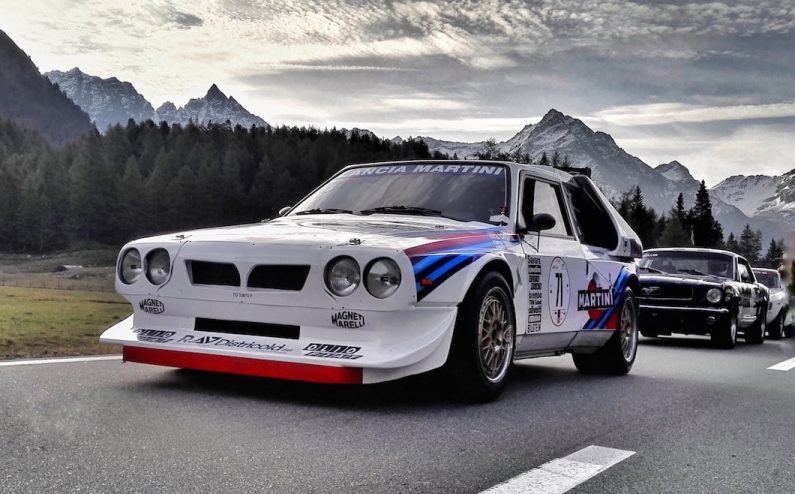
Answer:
[736, 259, 758, 327]
[515, 173, 587, 355]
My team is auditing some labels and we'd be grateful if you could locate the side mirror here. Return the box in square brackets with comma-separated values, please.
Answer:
[278, 206, 291, 217]
[530, 213, 556, 232]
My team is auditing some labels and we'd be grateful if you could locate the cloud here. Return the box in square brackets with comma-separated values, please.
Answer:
[166, 10, 204, 29]
[595, 101, 795, 126]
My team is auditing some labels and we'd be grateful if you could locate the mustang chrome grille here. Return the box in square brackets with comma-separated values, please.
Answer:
[187, 261, 241, 287]
[640, 285, 693, 300]
[247, 265, 310, 291]
[194, 317, 300, 340]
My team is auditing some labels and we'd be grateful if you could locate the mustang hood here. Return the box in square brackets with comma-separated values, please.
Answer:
[133, 214, 508, 254]
[639, 273, 726, 287]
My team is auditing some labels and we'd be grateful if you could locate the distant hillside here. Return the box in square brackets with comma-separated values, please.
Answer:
[0, 31, 94, 146]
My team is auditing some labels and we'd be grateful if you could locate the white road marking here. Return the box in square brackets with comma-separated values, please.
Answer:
[767, 357, 795, 372]
[0, 355, 121, 367]
[481, 445, 635, 494]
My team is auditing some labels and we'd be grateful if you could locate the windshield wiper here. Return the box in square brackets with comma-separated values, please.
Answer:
[677, 268, 707, 276]
[294, 208, 353, 215]
[640, 266, 666, 274]
[359, 205, 443, 217]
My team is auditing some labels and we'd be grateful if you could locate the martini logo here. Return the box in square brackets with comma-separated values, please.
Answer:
[578, 273, 613, 320]
[139, 298, 164, 314]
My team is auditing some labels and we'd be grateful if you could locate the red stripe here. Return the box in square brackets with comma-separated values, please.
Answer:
[405, 232, 495, 257]
[123, 346, 363, 384]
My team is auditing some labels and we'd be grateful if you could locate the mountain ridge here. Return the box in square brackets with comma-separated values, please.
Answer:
[0, 31, 94, 145]
[413, 109, 790, 241]
[45, 68, 269, 130]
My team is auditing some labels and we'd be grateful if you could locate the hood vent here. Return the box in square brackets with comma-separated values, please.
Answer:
[247, 265, 310, 291]
[187, 261, 241, 287]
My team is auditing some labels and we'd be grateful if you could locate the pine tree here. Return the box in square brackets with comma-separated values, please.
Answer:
[538, 151, 550, 167]
[689, 181, 722, 248]
[738, 224, 763, 262]
[764, 238, 785, 268]
[725, 232, 740, 253]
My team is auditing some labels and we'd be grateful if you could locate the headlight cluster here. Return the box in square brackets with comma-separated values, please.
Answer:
[119, 248, 171, 285]
[706, 288, 722, 304]
[324, 256, 401, 298]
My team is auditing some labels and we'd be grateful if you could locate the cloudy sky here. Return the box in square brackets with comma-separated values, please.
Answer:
[3, 0, 795, 184]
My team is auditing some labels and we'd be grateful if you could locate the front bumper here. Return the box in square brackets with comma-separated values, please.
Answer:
[638, 304, 730, 336]
[101, 300, 458, 384]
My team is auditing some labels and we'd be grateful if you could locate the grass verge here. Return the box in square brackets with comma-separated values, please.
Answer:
[0, 286, 130, 360]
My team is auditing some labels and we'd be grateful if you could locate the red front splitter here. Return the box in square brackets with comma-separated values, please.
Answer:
[123, 346, 363, 385]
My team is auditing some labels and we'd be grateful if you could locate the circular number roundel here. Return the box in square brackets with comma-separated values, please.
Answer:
[548, 257, 570, 326]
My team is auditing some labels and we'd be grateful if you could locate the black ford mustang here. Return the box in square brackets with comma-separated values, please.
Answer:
[638, 248, 768, 348]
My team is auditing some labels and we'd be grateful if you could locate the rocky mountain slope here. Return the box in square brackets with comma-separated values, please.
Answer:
[0, 31, 94, 146]
[46, 68, 157, 130]
[712, 172, 795, 228]
[45, 68, 269, 130]
[418, 109, 789, 241]
[155, 84, 268, 128]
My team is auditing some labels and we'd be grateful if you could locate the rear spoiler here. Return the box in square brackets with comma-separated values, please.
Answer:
[556, 166, 592, 178]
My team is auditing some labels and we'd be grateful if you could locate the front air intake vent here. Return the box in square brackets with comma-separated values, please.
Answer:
[187, 261, 241, 287]
[194, 318, 300, 340]
[247, 265, 310, 291]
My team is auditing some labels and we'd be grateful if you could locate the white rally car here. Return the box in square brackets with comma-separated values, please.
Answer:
[753, 268, 792, 339]
[102, 160, 643, 401]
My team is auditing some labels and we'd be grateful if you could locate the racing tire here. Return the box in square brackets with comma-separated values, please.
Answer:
[572, 288, 638, 375]
[446, 272, 516, 403]
[712, 308, 737, 349]
[767, 311, 784, 340]
[745, 310, 766, 345]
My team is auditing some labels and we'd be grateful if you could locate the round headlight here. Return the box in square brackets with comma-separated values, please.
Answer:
[146, 248, 171, 285]
[325, 256, 360, 296]
[365, 258, 401, 299]
[706, 288, 722, 304]
[119, 248, 143, 284]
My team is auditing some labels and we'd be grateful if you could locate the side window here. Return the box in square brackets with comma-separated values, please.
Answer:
[520, 177, 571, 237]
[738, 263, 750, 283]
[563, 177, 617, 249]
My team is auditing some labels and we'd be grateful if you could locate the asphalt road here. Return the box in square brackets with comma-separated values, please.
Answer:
[2, 336, 794, 493]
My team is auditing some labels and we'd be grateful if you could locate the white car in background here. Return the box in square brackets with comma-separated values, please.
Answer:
[102, 160, 643, 401]
[753, 268, 792, 339]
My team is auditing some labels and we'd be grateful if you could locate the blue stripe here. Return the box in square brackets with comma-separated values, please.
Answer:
[427, 254, 473, 282]
[592, 270, 630, 329]
[412, 254, 445, 273]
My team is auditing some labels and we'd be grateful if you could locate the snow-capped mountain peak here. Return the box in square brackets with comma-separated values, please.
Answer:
[655, 161, 695, 183]
[46, 68, 269, 130]
[46, 68, 157, 130]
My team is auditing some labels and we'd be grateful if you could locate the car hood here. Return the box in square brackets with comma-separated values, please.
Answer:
[639, 273, 727, 287]
[132, 214, 513, 254]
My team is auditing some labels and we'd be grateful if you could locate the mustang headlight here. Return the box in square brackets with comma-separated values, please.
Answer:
[146, 248, 171, 285]
[706, 288, 722, 304]
[365, 258, 401, 298]
[119, 248, 143, 284]
[325, 256, 360, 296]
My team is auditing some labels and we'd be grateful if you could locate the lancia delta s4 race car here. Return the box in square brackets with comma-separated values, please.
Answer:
[752, 267, 792, 339]
[638, 248, 769, 348]
[102, 160, 643, 401]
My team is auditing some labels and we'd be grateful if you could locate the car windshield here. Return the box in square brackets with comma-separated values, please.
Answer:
[639, 251, 735, 279]
[289, 163, 509, 224]
[754, 270, 780, 288]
